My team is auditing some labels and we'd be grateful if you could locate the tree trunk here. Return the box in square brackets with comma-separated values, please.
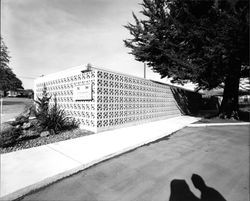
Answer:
[219, 59, 241, 119]
[4, 91, 8, 97]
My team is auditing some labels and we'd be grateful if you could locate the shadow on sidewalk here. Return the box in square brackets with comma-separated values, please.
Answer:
[169, 174, 227, 201]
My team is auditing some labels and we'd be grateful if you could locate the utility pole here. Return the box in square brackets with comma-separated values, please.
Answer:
[0, 95, 3, 132]
[144, 63, 146, 79]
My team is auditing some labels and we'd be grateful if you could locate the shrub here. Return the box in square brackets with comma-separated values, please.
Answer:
[35, 84, 51, 123]
[45, 96, 79, 133]
[30, 119, 43, 132]
[0, 123, 22, 147]
[24, 103, 37, 117]
[35, 88, 79, 134]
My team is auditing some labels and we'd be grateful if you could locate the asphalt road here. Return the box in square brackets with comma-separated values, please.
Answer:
[20, 125, 249, 201]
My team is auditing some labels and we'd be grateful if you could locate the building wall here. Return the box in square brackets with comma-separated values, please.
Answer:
[34, 67, 98, 132]
[34, 66, 181, 133]
[96, 69, 181, 132]
[7, 90, 21, 97]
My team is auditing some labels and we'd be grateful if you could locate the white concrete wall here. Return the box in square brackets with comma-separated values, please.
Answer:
[34, 66, 181, 133]
[96, 69, 181, 132]
[34, 66, 98, 133]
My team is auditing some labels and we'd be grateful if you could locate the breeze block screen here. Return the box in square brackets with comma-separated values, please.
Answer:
[34, 66, 181, 133]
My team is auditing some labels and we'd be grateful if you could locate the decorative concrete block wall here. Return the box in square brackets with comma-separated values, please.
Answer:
[34, 66, 98, 132]
[34, 66, 181, 133]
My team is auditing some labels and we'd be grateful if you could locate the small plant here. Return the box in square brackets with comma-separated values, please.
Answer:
[35, 84, 51, 120]
[0, 123, 22, 147]
[46, 96, 79, 133]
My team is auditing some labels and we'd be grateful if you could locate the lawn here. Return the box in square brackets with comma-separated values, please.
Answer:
[1, 97, 34, 123]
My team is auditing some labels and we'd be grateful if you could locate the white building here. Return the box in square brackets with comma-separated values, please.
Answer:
[34, 65, 183, 133]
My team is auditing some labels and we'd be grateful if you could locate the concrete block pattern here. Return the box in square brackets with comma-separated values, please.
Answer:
[34, 66, 181, 132]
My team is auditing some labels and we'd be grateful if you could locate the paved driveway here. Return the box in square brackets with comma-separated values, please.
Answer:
[20, 125, 249, 201]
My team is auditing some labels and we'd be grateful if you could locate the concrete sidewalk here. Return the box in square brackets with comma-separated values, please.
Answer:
[0, 116, 199, 201]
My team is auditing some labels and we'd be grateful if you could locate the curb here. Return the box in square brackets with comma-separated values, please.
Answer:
[188, 122, 250, 127]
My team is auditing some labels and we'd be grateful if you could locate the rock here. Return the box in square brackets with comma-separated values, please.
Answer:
[9, 120, 19, 126]
[40, 131, 50, 137]
[16, 125, 21, 129]
[1, 123, 14, 133]
[19, 130, 40, 140]
[0, 123, 21, 147]
[49, 129, 55, 135]
[30, 119, 43, 133]
[30, 119, 39, 126]
[29, 116, 36, 120]
[14, 108, 31, 125]
[15, 115, 29, 125]
[22, 122, 32, 130]
[20, 108, 31, 119]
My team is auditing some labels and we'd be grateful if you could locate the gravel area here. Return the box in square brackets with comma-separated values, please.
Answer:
[0, 129, 93, 154]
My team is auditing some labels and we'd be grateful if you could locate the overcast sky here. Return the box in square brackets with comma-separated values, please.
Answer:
[1, 0, 166, 89]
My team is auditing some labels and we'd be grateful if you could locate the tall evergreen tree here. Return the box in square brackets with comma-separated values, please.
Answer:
[0, 36, 23, 95]
[124, 0, 249, 118]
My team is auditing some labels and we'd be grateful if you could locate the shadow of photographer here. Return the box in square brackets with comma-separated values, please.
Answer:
[169, 174, 226, 201]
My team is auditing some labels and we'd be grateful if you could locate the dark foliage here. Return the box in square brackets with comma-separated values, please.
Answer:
[0, 123, 22, 147]
[35, 84, 51, 124]
[124, 0, 249, 118]
[0, 36, 23, 94]
[44, 96, 79, 133]
[170, 87, 202, 115]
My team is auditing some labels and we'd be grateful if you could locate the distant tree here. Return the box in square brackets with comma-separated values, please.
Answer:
[124, 0, 249, 118]
[0, 36, 23, 96]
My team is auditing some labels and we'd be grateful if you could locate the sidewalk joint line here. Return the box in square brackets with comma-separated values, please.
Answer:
[47, 145, 83, 165]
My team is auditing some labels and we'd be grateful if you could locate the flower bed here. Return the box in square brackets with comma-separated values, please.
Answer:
[0, 86, 94, 154]
[0, 128, 92, 154]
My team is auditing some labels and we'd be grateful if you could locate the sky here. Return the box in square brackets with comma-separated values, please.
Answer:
[1, 0, 168, 89]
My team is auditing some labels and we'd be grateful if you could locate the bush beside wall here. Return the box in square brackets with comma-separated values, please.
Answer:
[170, 87, 202, 116]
